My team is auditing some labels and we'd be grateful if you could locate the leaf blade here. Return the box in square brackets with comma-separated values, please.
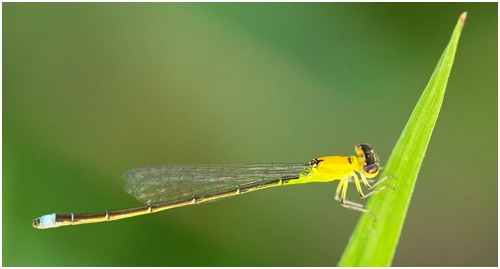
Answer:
[338, 12, 467, 267]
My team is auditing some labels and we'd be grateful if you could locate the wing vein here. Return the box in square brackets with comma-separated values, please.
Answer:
[122, 163, 308, 204]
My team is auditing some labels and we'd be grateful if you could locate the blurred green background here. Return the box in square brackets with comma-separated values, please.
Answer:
[3, 3, 497, 266]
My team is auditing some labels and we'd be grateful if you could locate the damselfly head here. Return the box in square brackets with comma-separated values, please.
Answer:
[355, 142, 379, 178]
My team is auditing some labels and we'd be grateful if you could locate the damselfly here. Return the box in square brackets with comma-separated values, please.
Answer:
[33, 142, 392, 229]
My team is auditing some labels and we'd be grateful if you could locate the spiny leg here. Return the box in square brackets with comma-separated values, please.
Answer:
[359, 172, 374, 189]
[334, 179, 343, 201]
[361, 185, 390, 199]
[360, 173, 395, 190]
[334, 189, 364, 208]
[339, 202, 376, 221]
[368, 175, 394, 190]
[352, 173, 388, 204]
[351, 173, 366, 198]
[359, 175, 397, 199]
[335, 178, 376, 220]
[335, 179, 360, 206]
[341, 178, 348, 203]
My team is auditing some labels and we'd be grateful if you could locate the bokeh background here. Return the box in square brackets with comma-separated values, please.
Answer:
[3, 3, 497, 266]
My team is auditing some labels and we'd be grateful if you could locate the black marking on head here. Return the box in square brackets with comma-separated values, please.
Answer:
[357, 142, 376, 166]
[348, 156, 352, 164]
[356, 142, 373, 151]
[356, 142, 379, 174]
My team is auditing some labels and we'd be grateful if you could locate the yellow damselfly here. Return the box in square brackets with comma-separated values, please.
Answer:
[33, 142, 392, 229]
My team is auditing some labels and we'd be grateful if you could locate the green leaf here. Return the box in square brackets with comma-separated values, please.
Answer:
[338, 12, 467, 267]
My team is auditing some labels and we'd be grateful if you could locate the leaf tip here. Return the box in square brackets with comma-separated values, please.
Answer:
[460, 12, 467, 27]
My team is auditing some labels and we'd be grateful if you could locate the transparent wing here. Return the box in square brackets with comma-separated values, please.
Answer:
[123, 163, 309, 204]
